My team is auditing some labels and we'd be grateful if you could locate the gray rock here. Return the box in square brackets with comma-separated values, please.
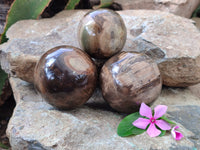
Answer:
[1, 10, 200, 87]
[189, 83, 200, 98]
[192, 17, 200, 30]
[113, 0, 200, 18]
[168, 106, 200, 148]
[7, 77, 200, 150]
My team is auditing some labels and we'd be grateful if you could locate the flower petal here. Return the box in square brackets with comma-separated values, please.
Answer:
[171, 126, 184, 141]
[147, 123, 161, 137]
[174, 126, 179, 130]
[139, 103, 152, 118]
[171, 127, 176, 139]
[132, 118, 150, 129]
[154, 105, 168, 119]
[156, 119, 171, 130]
[174, 131, 184, 140]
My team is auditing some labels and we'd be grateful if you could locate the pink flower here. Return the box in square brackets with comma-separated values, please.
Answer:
[133, 103, 171, 137]
[171, 126, 184, 141]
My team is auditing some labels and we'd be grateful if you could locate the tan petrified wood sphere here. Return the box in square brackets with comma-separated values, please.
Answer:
[78, 9, 127, 59]
[100, 52, 162, 113]
[34, 45, 97, 109]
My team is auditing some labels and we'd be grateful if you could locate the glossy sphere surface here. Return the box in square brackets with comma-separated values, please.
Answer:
[78, 9, 127, 59]
[34, 46, 97, 109]
[100, 52, 162, 113]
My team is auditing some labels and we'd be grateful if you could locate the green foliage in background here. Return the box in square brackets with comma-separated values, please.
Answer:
[192, 5, 200, 17]
[93, 0, 113, 9]
[0, 142, 9, 149]
[0, 0, 52, 43]
[65, 0, 81, 10]
[65, 0, 113, 10]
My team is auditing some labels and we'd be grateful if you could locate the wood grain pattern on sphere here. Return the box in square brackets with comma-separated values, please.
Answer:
[100, 52, 162, 113]
[34, 45, 97, 109]
[78, 9, 127, 58]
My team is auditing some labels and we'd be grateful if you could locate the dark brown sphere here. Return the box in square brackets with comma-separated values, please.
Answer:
[34, 45, 97, 109]
[100, 52, 162, 113]
[78, 9, 127, 59]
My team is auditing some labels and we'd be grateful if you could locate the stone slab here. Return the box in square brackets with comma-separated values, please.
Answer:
[192, 17, 200, 30]
[6, 77, 200, 149]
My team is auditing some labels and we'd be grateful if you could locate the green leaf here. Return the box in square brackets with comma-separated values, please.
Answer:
[0, 142, 9, 149]
[65, 0, 81, 10]
[0, 67, 8, 95]
[117, 112, 146, 137]
[93, 0, 113, 9]
[192, 5, 200, 17]
[159, 130, 166, 137]
[0, 0, 52, 43]
[160, 116, 176, 125]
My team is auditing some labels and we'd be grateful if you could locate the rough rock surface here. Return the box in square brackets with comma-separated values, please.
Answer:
[6, 77, 200, 150]
[189, 83, 200, 98]
[1, 10, 200, 87]
[192, 17, 200, 30]
[112, 0, 200, 18]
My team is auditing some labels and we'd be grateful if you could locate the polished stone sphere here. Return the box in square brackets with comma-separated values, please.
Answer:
[78, 9, 127, 59]
[34, 45, 97, 109]
[100, 52, 162, 113]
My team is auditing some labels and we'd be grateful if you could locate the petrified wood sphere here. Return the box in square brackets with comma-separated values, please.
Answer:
[100, 52, 162, 113]
[78, 9, 127, 59]
[34, 45, 97, 109]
